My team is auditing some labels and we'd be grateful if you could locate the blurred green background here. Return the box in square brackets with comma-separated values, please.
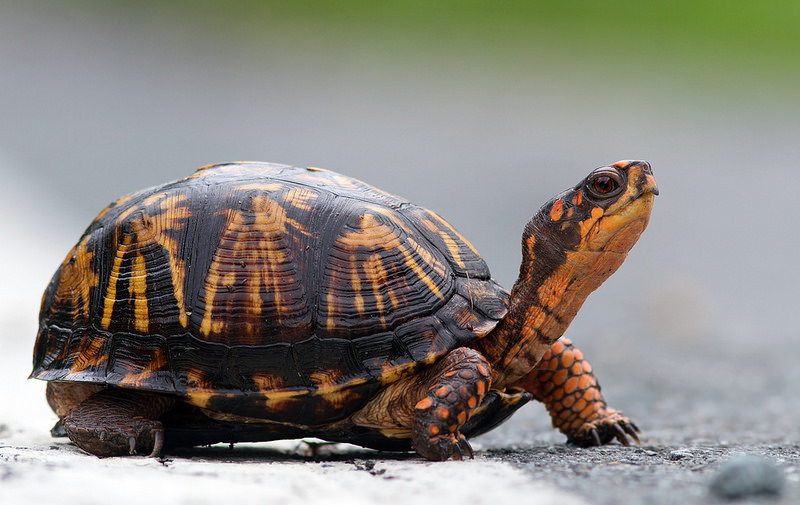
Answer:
[1, 0, 799, 358]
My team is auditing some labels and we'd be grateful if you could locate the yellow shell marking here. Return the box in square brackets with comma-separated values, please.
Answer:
[232, 182, 284, 193]
[350, 254, 365, 315]
[286, 186, 319, 211]
[100, 233, 133, 330]
[399, 245, 446, 301]
[325, 213, 448, 331]
[119, 193, 193, 329]
[426, 210, 478, 270]
[54, 233, 99, 321]
[65, 338, 107, 376]
[405, 235, 447, 279]
[116, 349, 168, 387]
[94, 192, 136, 223]
[363, 253, 389, 326]
[130, 253, 149, 333]
[200, 194, 294, 337]
[368, 206, 414, 235]
[338, 213, 446, 300]
[325, 290, 339, 332]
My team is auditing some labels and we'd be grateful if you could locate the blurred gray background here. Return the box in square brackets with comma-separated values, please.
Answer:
[1, 0, 799, 446]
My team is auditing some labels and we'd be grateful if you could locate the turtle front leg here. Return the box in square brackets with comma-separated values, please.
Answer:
[410, 348, 493, 460]
[511, 337, 640, 446]
[353, 347, 492, 461]
[59, 387, 175, 457]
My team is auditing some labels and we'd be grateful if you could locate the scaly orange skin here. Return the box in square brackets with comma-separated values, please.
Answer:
[515, 337, 639, 446]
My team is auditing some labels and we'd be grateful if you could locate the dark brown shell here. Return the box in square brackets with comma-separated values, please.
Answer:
[32, 162, 509, 425]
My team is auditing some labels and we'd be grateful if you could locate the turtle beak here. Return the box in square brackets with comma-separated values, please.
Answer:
[635, 161, 659, 196]
[614, 160, 659, 197]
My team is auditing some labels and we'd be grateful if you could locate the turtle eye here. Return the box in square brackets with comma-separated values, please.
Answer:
[586, 169, 625, 200]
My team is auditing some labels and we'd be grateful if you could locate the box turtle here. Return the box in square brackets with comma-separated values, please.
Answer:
[31, 160, 657, 460]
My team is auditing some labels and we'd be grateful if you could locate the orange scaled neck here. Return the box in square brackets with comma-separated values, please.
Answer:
[473, 237, 629, 389]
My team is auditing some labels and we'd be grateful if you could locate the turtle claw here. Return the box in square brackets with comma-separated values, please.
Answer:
[126, 430, 164, 457]
[417, 433, 474, 461]
[568, 408, 641, 447]
[623, 422, 640, 443]
[590, 428, 602, 447]
[453, 435, 474, 460]
[613, 424, 630, 446]
[149, 428, 165, 458]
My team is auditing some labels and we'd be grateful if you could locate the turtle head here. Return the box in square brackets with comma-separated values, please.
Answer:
[523, 160, 658, 265]
[477, 161, 657, 387]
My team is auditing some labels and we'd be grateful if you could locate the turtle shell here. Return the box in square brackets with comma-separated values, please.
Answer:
[32, 162, 509, 425]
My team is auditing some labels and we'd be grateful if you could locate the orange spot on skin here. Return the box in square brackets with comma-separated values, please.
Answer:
[550, 199, 564, 221]
[573, 348, 583, 360]
[583, 389, 597, 401]
[458, 370, 475, 380]
[551, 341, 565, 354]
[573, 399, 587, 412]
[580, 404, 596, 419]
[562, 395, 576, 408]
[538, 272, 572, 311]
[416, 397, 433, 410]
[564, 377, 579, 394]
[476, 381, 486, 396]
[429, 425, 440, 436]
[435, 387, 450, 398]
[572, 191, 583, 206]
[457, 412, 468, 424]
[591, 207, 604, 220]
[477, 364, 489, 377]
[436, 407, 451, 420]
[582, 361, 592, 373]
[553, 369, 568, 385]
[578, 375, 593, 390]
[526, 234, 536, 250]
[560, 350, 575, 368]
[467, 396, 478, 409]
[571, 363, 584, 376]
[567, 207, 574, 218]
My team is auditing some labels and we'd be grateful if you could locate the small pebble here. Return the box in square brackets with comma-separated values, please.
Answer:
[709, 454, 784, 498]
[669, 449, 692, 460]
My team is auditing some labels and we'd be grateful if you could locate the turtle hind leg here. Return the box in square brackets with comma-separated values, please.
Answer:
[62, 388, 175, 457]
[512, 337, 639, 446]
[411, 347, 493, 461]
